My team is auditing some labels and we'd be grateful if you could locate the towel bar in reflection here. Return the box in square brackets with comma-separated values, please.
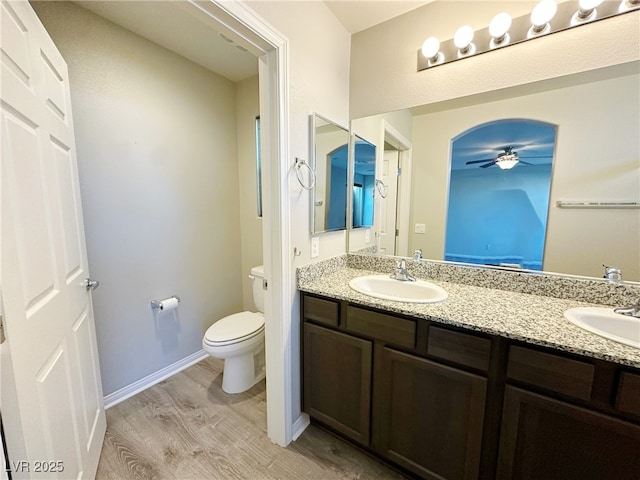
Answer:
[555, 201, 640, 209]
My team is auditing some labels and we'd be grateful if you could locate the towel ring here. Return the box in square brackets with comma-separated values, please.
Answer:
[295, 158, 315, 191]
[375, 179, 388, 198]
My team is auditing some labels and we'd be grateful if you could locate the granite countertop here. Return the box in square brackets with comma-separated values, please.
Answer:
[298, 266, 640, 369]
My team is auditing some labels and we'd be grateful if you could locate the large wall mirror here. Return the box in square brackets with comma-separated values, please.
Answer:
[348, 64, 640, 282]
[310, 113, 350, 234]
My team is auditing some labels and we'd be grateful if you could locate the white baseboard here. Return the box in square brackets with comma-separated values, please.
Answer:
[103, 349, 209, 409]
[291, 412, 310, 441]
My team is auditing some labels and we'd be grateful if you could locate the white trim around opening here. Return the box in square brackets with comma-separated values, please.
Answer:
[186, 0, 296, 446]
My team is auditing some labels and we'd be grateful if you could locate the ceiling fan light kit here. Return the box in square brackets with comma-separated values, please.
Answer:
[464, 145, 553, 170]
[496, 153, 519, 170]
[418, 0, 639, 71]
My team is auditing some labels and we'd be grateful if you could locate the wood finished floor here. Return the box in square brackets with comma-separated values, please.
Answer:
[96, 357, 406, 479]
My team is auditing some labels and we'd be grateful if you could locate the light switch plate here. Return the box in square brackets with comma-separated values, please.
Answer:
[365, 229, 371, 243]
[311, 236, 319, 258]
[415, 223, 426, 234]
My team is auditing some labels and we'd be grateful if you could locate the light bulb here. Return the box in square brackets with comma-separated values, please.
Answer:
[620, 0, 640, 13]
[577, 0, 604, 19]
[421, 37, 441, 61]
[454, 25, 474, 50]
[489, 12, 512, 39]
[489, 12, 512, 47]
[531, 0, 557, 30]
[579, 0, 604, 9]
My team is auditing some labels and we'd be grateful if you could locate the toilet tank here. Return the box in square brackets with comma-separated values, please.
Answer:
[250, 265, 265, 313]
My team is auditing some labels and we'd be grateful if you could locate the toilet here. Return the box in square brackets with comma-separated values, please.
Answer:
[202, 265, 266, 394]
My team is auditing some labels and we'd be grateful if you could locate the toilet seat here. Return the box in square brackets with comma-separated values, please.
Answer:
[204, 312, 264, 347]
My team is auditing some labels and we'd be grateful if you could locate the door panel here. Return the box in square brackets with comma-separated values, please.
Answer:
[377, 150, 399, 255]
[497, 386, 640, 480]
[1, 2, 106, 478]
[35, 344, 82, 475]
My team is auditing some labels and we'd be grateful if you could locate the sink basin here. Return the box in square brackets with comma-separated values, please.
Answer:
[348, 275, 448, 303]
[564, 307, 640, 349]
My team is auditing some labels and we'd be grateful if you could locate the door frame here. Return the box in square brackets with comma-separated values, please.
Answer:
[382, 121, 412, 257]
[186, 1, 294, 446]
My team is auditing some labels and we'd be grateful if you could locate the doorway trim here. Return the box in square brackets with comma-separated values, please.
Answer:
[382, 121, 412, 257]
[187, 0, 293, 446]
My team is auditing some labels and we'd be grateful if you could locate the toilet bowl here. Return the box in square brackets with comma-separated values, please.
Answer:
[202, 266, 266, 394]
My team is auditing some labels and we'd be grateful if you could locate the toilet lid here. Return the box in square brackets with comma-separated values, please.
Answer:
[204, 312, 264, 346]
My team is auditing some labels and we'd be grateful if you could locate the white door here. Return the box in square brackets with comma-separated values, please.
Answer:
[1, 426, 6, 480]
[377, 150, 400, 255]
[1, 1, 106, 478]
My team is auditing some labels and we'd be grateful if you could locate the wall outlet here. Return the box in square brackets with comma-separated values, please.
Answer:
[311, 236, 319, 258]
[415, 223, 426, 234]
[365, 229, 371, 243]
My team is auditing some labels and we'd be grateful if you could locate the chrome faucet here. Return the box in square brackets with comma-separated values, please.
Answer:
[390, 259, 416, 282]
[614, 298, 640, 318]
[603, 265, 622, 283]
[413, 249, 423, 261]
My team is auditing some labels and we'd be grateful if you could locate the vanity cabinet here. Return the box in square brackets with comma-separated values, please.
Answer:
[372, 346, 487, 480]
[497, 386, 640, 480]
[497, 345, 640, 480]
[302, 293, 491, 479]
[300, 292, 640, 480]
[303, 322, 372, 445]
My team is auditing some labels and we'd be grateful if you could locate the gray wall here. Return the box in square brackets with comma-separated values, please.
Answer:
[235, 76, 263, 311]
[33, 2, 245, 395]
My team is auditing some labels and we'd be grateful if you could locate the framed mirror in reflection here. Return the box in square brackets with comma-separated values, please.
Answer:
[348, 64, 640, 281]
[310, 113, 350, 234]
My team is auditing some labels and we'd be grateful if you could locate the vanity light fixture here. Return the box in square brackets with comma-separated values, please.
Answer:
[417, 0, 639, 71]
[454, 25, 476, 57]
[489, 12, 512, 48]
[421, 36, 443, 65]
[529, 0, 558, 37]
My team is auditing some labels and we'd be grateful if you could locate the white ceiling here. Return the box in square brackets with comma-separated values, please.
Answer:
[324, 0, 433, 34]
[74, 0, 433, 82]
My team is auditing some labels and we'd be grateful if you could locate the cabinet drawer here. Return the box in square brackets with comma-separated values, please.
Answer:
[427, 326, 491, 371]
[616, 371, 640, 417]
[346, 306, 416, 349]
[303, 295, 339, 327]
[507, 345, 594, 401]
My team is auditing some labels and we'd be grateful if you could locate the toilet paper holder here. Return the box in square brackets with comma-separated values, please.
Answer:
[150, 296, 181, 310]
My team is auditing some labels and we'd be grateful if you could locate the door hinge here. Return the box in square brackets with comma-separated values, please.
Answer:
[397, 167, 402, 176]
[0, 315, 5, 344]
[395, 229, 400, 237]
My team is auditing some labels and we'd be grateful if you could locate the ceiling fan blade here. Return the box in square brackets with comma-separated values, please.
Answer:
[466, 158, 495, 165]
[518, 155, 553, 159]
[519, 161, 533, 165]
[479, 161, 496, 168]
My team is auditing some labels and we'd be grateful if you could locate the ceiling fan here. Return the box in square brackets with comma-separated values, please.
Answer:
[465, 146, 551, 170]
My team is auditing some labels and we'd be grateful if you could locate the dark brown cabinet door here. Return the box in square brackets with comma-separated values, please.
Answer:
[303, 323, 372, 445]
[373, 346, 487, 480]
[497, 386, 640, 480]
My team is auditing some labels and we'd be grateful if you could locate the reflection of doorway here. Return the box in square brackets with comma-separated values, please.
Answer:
[378, 149, 400, 255]
[446, 119, 556, 270]
[353, 184, 364, 226]
[326, 146, 348, 230]
[376, 122, 413, 256]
